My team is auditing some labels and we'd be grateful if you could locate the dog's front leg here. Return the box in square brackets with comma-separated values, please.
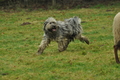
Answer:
[58, 39, 70, 52]
[58, 41, 66, 52]
[37, 38, 50, 54]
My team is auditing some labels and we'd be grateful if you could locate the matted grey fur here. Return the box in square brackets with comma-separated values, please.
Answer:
[37, 16, 89, 54]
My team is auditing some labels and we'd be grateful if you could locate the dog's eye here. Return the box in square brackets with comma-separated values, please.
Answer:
[50, 22, 55, 24]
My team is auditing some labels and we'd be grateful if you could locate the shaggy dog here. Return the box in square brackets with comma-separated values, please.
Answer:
[37, 16, 89, 54]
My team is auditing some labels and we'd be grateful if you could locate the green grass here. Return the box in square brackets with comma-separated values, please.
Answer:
[1, 2, 120, 80]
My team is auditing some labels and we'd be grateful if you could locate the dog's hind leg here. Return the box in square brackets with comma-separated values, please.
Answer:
[37, 39, 50, 54]
[76, 34, 89, 44]
[80, 35, 89, 44]
[58, 39, 70, 52]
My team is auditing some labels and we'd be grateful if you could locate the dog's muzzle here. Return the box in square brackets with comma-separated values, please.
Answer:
[48, 26, 57, 32]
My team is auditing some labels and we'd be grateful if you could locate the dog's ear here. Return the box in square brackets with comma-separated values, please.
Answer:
[43, 22, 48, 31]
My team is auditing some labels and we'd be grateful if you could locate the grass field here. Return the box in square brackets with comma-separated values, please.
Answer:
[1, 2, 120, 80]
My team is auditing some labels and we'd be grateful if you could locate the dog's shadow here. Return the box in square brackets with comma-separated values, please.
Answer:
[67, 42, 87, 51]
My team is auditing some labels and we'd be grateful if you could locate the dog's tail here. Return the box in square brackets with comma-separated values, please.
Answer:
[73, 16, 83, 33]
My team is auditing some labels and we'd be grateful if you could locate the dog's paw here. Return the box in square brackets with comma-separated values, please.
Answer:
[36, 52, 42, 55]
[85, 39, 89, 45]
[36, 53, 41, 55]
[80, 37, 89, 45]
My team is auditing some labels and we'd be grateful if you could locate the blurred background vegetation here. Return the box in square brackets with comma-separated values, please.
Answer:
[0, 0, 119, 10]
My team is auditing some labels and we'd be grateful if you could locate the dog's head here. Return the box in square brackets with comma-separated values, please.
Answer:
[44, 17, 59, 33]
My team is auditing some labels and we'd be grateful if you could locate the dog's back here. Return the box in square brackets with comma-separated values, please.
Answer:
[57, 16, 83, 39]
[65, 16, 83, 36]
